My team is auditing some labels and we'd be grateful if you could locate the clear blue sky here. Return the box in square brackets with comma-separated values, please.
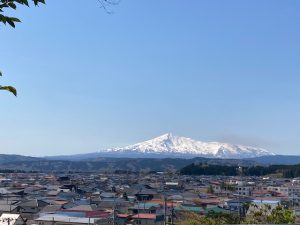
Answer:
[1, 0, 300, 156]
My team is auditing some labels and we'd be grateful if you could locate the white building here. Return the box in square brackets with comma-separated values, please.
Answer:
[0, 214, 26, 225]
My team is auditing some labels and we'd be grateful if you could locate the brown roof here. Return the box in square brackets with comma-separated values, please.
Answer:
[132, 214, 156, 219]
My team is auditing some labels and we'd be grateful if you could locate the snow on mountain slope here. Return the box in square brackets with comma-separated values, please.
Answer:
[103, 133, 275, 159]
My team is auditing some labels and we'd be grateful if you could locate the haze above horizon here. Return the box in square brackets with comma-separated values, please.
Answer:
[1, 1, 300, 156]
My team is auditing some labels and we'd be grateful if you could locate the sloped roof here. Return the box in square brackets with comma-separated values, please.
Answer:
[67, 205, 96, 212]
[41, 205, 62, 213]
[0, 200, 19, 205]
[132, 213, 156, 219]
[18, 199, 48, 208]
[135, 189, 157, 195]
[0, 188, 11, 195]
[132, 203, 160, 210]
[0, 204, 19, 212]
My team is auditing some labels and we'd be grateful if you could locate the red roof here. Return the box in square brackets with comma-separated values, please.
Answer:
[59, 209, 112, 218]
[277, 193, 288, 197]
[210, 181, 220, 185]
[86, 211, 111, 218]
[207, 194, 218, 198]
[117, 214, 130, 218]
[253, 190, 270, 194]
[132, 214, 156, 220]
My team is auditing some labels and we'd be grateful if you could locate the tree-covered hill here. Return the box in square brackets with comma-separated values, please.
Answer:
[180, 163, 300, 178]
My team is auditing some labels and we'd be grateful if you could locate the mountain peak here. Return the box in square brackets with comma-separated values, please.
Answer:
[106, 134, 275, 159]
[157, 132, 174, 140]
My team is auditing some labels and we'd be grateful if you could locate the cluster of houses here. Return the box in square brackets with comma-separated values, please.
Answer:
[0, 172, 299, 225]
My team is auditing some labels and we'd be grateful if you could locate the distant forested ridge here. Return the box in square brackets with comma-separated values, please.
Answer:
[180, 163, 300, 178]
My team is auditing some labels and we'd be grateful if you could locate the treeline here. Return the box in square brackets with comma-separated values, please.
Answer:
[0, 169, 34, 173]
[180, 163, 300, 178]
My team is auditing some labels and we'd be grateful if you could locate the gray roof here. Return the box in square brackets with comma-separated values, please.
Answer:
[0, 200, 20, 205]
[0, 188, 11, 194]
[100, 192, 116, 198]
[40, 205, 62, 213]
[135, 189, 157, 195]
[18, 199, 48, 208]
[68, 204, 97, 211]
[0, 204, 19, 212]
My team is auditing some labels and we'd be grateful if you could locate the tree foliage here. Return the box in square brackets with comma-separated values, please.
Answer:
[244, 204, 295, 224]
[176, 211, 241, 225]
[0, 71, 17, 96]
[1, 0, 46, 96]
[177, 204, 295, 225]
[0, 0, 45, 28]
[0, 0, 119, 27]
[1, 0, 118, 96]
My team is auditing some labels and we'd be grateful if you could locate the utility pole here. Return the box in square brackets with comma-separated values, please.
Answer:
[144, 200, 148, 225]
[136, 201, 140, 225]
[237, 166, 243, 219]
[171, 200, 174, 225]
[113, 196, 116, 225]
[164, 195, 167, 225]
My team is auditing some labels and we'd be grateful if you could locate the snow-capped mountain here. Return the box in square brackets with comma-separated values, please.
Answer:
[102, 133, 275, 159]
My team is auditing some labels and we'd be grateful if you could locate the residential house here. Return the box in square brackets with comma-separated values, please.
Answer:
[132, 213, 164, 225]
